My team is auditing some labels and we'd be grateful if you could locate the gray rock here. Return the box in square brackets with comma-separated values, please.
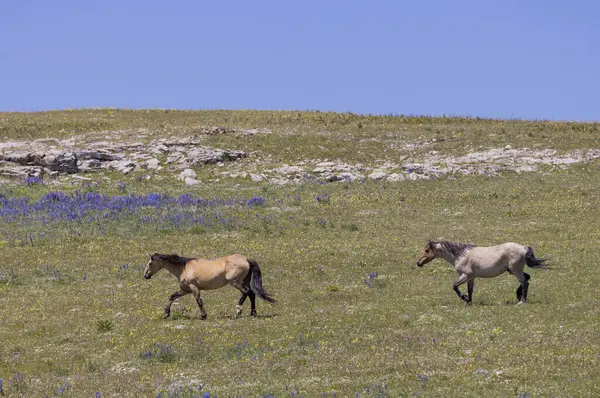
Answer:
[110, 160, 137, 174]
[44, 151, 78, 173]
[242, 128, 272, 135]
[79, 159, 104, 172]
[166, 153, 185, 164]
[386, 173, 406, 182]
[187, 147, 247, 165]
[0, 165, 44, 178]
[0, 150, 78, 173]
[75, 150, 121, 161]
[144, 158, 162, 170]
[178, 168, 197, 180]
[184, 177, 200, 185]
[368, 171, 388, 180]
[150, 144, 169, 154]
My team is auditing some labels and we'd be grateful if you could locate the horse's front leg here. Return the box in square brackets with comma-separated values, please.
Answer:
[164, 289, 189, 319]
[453, 273, 470, 303]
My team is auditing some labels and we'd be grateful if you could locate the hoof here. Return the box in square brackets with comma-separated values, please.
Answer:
[164, 311, 171, 319]
[201, 314, 207, 320]
[250, 310, 257, 317]
[236, 305, 243, 317]
[516, 301, 526, 305]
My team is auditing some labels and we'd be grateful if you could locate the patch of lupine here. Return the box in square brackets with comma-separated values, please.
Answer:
[315, 194, 330, 204]
[116, 263, 130, 279]
[416, 374, 429, 385]
[363, 379, 389, 397]
[365, 271, 382, 288]
[0, 191, 266, 244]
[41, 264, 63, 281]
[140, 343, 176, 363]
[10, 372, 26, 394]
[55, 380, 71, 395]
[24, 176, 44, 186]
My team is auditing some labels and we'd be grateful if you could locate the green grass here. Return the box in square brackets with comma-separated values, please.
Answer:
[1, 110, 599, 397]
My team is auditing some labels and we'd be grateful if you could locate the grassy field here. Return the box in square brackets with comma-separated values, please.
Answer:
[1, 110, 599, 397]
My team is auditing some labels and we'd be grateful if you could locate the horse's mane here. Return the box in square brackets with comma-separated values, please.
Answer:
[431, 241, 477, 257]
[154, 253, 194, 265]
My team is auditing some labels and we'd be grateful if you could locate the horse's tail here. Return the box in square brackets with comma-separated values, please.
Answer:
[525, 246, 549, 269]
[248, 259, 276, 303]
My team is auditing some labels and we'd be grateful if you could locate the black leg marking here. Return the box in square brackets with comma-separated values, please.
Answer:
[467, 279, 474, 304]
[453, 285, 468, 302]
[452, 274, 470, 303]
[522, 272, 530, 301]
[164, 291, 184, 319]
[522, 280, 529, 302]
[238, 292, 248, 306]
[249, 291, 257, 316]
[195, 296, 207, 320]
[516, 285, 523, 301]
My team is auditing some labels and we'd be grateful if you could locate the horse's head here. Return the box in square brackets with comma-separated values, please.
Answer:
[416, 241, 437, 267]
[144, 253, 165, 279]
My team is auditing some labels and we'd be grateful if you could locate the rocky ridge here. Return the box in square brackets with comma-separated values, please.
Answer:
[1, 128, 599, 185]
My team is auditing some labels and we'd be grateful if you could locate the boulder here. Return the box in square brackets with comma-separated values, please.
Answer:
[178, 168, 197, 180]
[144, 158, 162, 170]
[368, 171, 388, 180]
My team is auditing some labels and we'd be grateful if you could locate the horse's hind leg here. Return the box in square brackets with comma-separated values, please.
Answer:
[453, 273, 471, 303]
[233, 277, 257, 317]
[514, 271, 530, 304]
[521, 272, 530, 302]
[467, 279, 474, 304]
[189, 285, 208, 320]
[242, 272, 257, 316]
[230, 272, 252, 317]
[248, 290, 257, 317]
[236, 291, 248, 317]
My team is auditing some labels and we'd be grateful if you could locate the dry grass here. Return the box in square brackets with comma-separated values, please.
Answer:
[0, 110, 599, 397]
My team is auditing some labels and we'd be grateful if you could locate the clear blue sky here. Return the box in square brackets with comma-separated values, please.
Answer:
[1, 1, 599, 121]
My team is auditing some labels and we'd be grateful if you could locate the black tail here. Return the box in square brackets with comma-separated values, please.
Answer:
[525, 246, 549, 269]
[248, 259, 276, 303]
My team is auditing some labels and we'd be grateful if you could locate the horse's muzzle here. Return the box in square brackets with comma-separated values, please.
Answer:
[416, 261, 423, 267]
[144, 274, 151, 280]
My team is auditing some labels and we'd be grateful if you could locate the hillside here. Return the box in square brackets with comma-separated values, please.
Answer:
[1, 109, 599, 397]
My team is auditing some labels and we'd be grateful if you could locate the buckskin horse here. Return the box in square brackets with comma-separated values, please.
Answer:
[143, 253, 275, 319]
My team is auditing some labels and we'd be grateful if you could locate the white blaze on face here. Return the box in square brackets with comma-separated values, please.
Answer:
[144, 259, 153, 279]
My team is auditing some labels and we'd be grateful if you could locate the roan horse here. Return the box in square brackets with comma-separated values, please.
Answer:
[144, 253, 275, 319]
[416, 241, 548, 304]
